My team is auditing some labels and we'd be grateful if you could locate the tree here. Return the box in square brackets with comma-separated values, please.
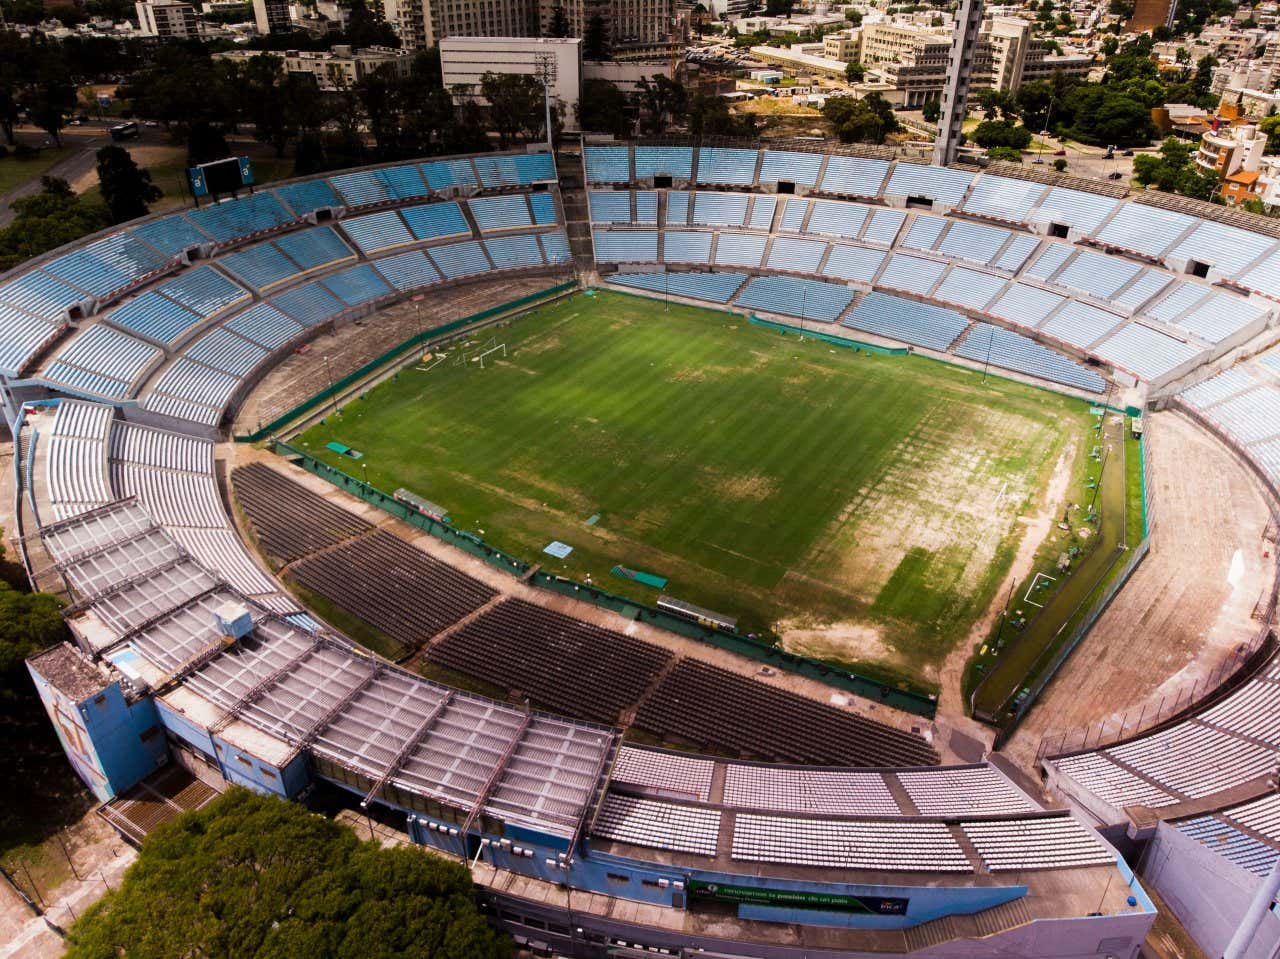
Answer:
[64, 788, 511, 959]
[547, 4, 570, 36]
[921, 98, 941, 123]
[479, 72, 545, 147]
[1053, 156, 1068, 172]
[844, 7, 862, 23]
[971, 119, 1032, 150]
[28, 57, 77, 147]
[633, 74, 688, 135]
[240, 54, 307, 159]
[976, 87, 1019, 121]
[0, 180, 111, 272]
[823, 93, 900, 144]
[0, 578, 65, 696]
[186, 120, 230, 166]
[577, 78, 631, 137]
[688, 91, 757, 137]
[1132, 135, 1219, 200]
[96, 145, 161, 223]
[583, 13, 609, 60]
[986, 145, 1024, 162]
[844, 61, 865, 83]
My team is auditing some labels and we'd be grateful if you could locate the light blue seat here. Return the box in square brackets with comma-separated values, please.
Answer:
[484, 234, 544, 269]
[1028, 187, 1120, 236]
[146, 358, 240, 423]
[759, 150, 822, 187]
[470, 195, 533, 231]
[156, 266, 248, 318]
[806, 199, 869, 240]
[607, 271, 747, 304]
[695, 148, 758, 186]
[766, 237, 827, 274]
[780, 198, 808, 232]
[225, 303, 303, 349]
[593, 229, 658, 262]
[0, 305, 62, 375]
[0, 271, 87, 320]
[738, 275, 852, 322]
[1173, 220, 1277, 281]
[1093, 322, 1201, 381]
[748, 196, 776, 230]
[713, 232, 766, 268]
[47, 324, 161, 397]
[988, 283, 1066, 329]
[1054, 249, 1143, 300]
[1111, 271, 1173, 313]
[330, 170, 392, 207]
[183, 192, 293, 244]
[474, 153, 556, 186]
[540, 231, 572, 264]
[932, 267, 1007, 312]
[992, 233, 1040, 272]
[320, 264, 392, 306]
[377, 164, 430, 200]
[634, 146, 692, 179]
[107, 291, 202, 345]
[1024, 243, 1072, 281]
[635, 191, 658, 224]
[821, 244, 886, 284]
[877, 253, 947, 296]
[219, 242, 299, 291]
[585, 146, 631, 183]
[1041, 301, 1123, 349]
[374, 250, 441, 291]
[419, 158, 479, 190]
[902, 215, 947, 252]
[270, 281, 347, 327]
[956, 322, 1105, 393]
[529, 193, 557, 225]
[692, 192, 749, 227]
[186, 327, 268, 376]
[883, 163, 974, 206]
[1168, 291, 1266, 344]
[862, 209, 906, 245]
[43, 234, 169, 297]
[1093, 204, 1194, 259]
[430, 240, 493, 279]
[590, 190, 633, 223]
[841, 292, 968, 351]
[273, 179, 341, 216]
[818, 155, 890, 198]
[665, 191, 690, 225]
[662, 231, 712, 264]
[961, 176, 1048, 224]
[936, 220, 1013, 266]
[401, 202, 470, 240]
[131, 215, 210, 257]
[274, 225, 353, 271]
[341, 210, 414, 253]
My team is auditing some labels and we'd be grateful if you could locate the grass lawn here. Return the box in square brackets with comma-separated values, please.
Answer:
[0, 148, 72, 196]
[293, 290, 1091, 684]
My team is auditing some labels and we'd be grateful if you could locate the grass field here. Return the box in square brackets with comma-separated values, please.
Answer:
[295, 290, 1093, 686]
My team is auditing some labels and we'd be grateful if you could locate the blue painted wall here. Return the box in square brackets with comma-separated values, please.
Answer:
[211, 735, 310, 797]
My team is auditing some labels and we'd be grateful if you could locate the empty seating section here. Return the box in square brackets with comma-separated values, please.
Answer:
[473, 152, 555, 187]
[884, 163, 973, 207]
[956, 323, 1105, 393]
[663, 230, 711, 263]
[862, 209, 907, 245]
[780, 198, 807, 232]
[43, 233, 170, 298]
[270, 281, 346, 326]
[932, 267, 1007, 312]
[45, 400, 114, 520]
[1177, 815, 1279, 877]
[634, 146, 692, 180]
[484, 234, 544, 269]
[807, 199, 868, 239]
[737, 275, 852, 322]
[232, 462, 371, 564]
[374, 164, 432, 200]
[529, 193, 557, 225]
[45, 325, 160, 398]
[185, 327, 267, 377]
[722, 765, 899, 816]
[962, 817, 1114, 871]
[106, 292, 201, 346]
[330, 169, 396, 207]
[876, 253, 947, 295]
[430, 240, 493, 278]
[183, 192, 294, 245]
[841, 292, 968, 352]
[321, 264, 392, 306]
[419, 157, 479, 190]
[989, 283, 1066, 329]
[823, 244, 886, 284]
[759, 150, 822, 186]
[1041, 301, 1123, 349]
[1111, 270, 1172, 313]
[156, 266, 248, 322]
[129, 216, 209, 257]
[589, 190, 633, 223]
[733, 815, 970, 872]
[218, 242, 299, 292]
[593, 230, 658, 262]
[961, 175, 1047, 224]
[585, 146, 631, 183]
[272, 178, 341, 216]
[225, 303, 303, 350]
[1093, 324, 1199, 381]
[765, 237, 826, 274]
[818, 155, 890, 198]
[0, 305, 61, 375]
[1172, 220, 1275, 279]
[713, 232, 767, 268]
[1172, 291, 1267, 344]
[1181, 367, 1255, 408]
[1029, 187, 1120, 236]
[897, 767, 1038, 816]
[634, 659, 938, 766]
[373, 250, 441, 291]
[903, 215, 947, 251]
[292, 529, 496, 658]
[607, 271, 747, 304]
[145, 360, 241, 426]
[273, 226, 353, 271]
[936, 220, 1012, 267]
[993, 233, 1040, 272]
[610, 746, 714, 802]
[342, 210, 414, 253]
[540, 231, 571, 264]
[665, 191, 690, 224]
[1093, 204, 1195, 259]
[1053, 249, 1142, 300]
[0, 271, 86, 321]
[696, 148, 758, 186]
[593, 795, 720, 856]
[692, 192, 749, 227]
[747, 196, 775, 230]
[1024, 242, 1073, 281]
[427, 599, 671, 723]
[1204, 387, 1280, 442]
[634, 191, 658, 223]
[470, 195, 533, 231]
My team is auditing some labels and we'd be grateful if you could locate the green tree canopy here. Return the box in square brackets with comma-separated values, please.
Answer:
[577, 77, 631, 137]
[971, 118, 1032, 150]
[822, 92, 900, 144]
[583, 13, 609, 60]
[479, 72, 545, 148]
[844, 61, 865, 83]
[65, 789, 511, 959]
[0, 179, 111, 272]
[921, 98, 941, 123]
[1132, 136, 1219, 200]
[95, 144, 162, 223]
[0, 578, 65, 694]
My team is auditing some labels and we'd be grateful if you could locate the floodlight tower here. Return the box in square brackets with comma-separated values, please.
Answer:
[534, 51, 558, 153]
[932, 0, 985, 167]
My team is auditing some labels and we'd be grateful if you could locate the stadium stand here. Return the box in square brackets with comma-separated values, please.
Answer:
[661, 230, 713, 264]
[818, 155, 890, 198]
[722, 765, 900, 816]
[42, 233, 171, 299]
[841, 291, 968, 352]
[610, 746, 715, 802]
[695, 148, 759, 186]
[634, 146, 693, 180]
[606, 271, 748, 303]
[732, 814, 971, 871]
[341, 209, 415, 254]
[44, 325, 161, 399]
[955, 322, 1106, 393]
[737, 275, 853, 322]
[759, 150, 823, 187]
[232, 462, 372, 564]
[593, 795, 722, 856]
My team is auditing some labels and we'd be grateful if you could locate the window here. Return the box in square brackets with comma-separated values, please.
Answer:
[1188, 259, 1210, 278]
[605, 872, 630, 885]
[1048, 222, 1070, 239]
[236, 756, 253, 768]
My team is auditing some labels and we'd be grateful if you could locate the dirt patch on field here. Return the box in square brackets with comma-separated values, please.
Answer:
[778, 617, 928, 680]
[715, 471, 777, 502]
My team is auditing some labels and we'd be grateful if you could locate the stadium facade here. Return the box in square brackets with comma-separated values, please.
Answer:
[8, 142, 1280, 957]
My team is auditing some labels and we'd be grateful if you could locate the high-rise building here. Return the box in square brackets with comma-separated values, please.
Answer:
[135, 0, 200, 38]
[251, 0, 290, 34]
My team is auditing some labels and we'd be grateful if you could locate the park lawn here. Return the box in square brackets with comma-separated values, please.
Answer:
[0, 148, 72, 196]
[294, 290, 1090, 683]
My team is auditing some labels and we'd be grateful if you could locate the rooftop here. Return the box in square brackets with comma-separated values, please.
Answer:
[29, 642, 111, 702]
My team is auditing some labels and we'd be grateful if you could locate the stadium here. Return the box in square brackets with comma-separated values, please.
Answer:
[7, 139, 1280, 958]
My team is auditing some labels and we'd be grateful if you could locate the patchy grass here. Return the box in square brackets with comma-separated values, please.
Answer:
[0, 147, 73, 196]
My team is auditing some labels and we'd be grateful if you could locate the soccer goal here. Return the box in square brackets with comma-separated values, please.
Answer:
[475, 343, 507, 369]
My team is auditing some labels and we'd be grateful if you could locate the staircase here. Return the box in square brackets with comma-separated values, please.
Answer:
[556, 150, 596, 274]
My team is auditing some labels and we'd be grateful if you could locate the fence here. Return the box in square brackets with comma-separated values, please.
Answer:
[747, 315, 909, 354]
[236, 280, 578, 443]
[275, 442, 941, 718]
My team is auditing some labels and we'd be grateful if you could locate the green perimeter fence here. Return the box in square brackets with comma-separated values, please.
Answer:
[274, 440, 939, 718]
[747, 316, 909, 355]
[235, 281, 579, 443]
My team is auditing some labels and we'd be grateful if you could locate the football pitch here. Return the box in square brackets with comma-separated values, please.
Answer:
[294, 289, 1093, 687]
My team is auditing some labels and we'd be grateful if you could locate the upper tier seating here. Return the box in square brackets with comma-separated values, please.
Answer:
[42, 233, 171, 299]
[634, 146, 693, 180]
[183, 192, 294, 245]
[695, 148, 759, 186]
[840, 292, 968, 352]
[44, 325, 160, 399]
